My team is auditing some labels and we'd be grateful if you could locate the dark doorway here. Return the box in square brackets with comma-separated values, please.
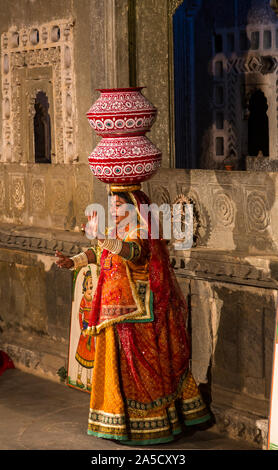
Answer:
[34, 91, 51, 163]
[248, 89, 269, 157]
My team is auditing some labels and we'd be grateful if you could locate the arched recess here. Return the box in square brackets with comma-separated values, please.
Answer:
[33, 91, 52, 163]
[247, 89, 269, 157]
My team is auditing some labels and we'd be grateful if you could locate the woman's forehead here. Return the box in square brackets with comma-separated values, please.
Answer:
[112, 195, 127, 204]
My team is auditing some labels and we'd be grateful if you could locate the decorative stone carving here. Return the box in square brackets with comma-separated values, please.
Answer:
[1, 19, 77, 164]
[52, 180, 67, 215]
[0, 223, 88, 256]
[212, 190, 235, 227]
[75, 181, 92, 216]
[227, 56, 278, 75]
[172, 193, 200, 247]
[11, 176, 25, 210]
[226, 64, 239, 160]
[175, 185, 212, 247]
[31, 178, 45, 213]
[245, 190, 270, 232]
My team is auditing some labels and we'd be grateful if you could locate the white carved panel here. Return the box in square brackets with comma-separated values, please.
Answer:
[1, 20, 77, 164]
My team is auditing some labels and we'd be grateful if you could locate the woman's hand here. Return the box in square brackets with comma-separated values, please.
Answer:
[86, 211, 105, 243]
[55, 250, 74, 269]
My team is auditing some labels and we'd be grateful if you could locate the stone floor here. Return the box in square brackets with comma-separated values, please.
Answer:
[0, 368, 260, 451]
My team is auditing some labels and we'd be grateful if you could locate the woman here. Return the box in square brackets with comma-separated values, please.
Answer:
[56, 187, 211, 445]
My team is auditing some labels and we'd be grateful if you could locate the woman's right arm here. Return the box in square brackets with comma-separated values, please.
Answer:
[85, 248, 97, 264]
[55, 248, 96, 270]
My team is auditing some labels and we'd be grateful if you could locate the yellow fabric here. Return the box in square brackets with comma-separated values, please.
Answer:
[88, 325, 210, 443]
[90, 326, 124, 416]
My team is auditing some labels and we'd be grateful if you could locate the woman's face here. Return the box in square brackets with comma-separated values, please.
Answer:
[109, 195, 131, 226]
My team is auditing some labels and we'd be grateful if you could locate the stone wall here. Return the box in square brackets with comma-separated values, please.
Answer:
[142, 168, 278, 447]
[0, 168, 277, 448]
[0, 162, 107, 230]
[144, 168, 278, 253]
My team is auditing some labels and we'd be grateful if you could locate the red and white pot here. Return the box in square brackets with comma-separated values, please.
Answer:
[87, 87, 161, 185]
[87, 87, 157, 137]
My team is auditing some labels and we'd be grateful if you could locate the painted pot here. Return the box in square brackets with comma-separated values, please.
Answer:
[88, 135, 161, 184]
[87, 87, 157, 137]
[87, 87, 162, 185]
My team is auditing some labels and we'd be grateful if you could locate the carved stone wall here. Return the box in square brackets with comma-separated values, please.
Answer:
[0, 162, 96, 230]
[1, 19, 77, 164]
[143, 167, 278, 448]
[144, 168, 278, 254]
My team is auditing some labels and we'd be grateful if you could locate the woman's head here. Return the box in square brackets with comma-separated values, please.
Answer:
[109, 191, 135, 226]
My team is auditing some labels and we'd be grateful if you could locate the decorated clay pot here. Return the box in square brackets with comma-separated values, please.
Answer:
[87, 87, 157, 137]
[87, 87, 162, 185]
[88, 135, 161, 184]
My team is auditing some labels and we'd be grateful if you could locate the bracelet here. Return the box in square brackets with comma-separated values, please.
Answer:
[98, 239, 123, 254]
[70, 252, 88, 270]
[125, 242, 141, 261]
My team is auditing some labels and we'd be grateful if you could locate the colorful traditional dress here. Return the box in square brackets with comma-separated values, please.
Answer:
[87, 190, 211, 445]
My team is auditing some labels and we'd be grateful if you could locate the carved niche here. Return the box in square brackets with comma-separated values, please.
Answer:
[1, 20, 77, 164]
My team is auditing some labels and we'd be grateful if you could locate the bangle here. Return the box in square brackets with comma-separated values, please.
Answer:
[70, 252, 88, 270]
[124, 242, 141, 261]
[98, 239, 123, 254]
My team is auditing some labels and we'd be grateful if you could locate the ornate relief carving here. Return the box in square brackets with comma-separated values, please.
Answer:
[212, 190, 235, 227]
[190, 192, 212, 246]
[226, 62, 239, 160]
[75, 181, 92, 216]
[1, 20, 76, 164]
[172, 193, 200, 247]
[11, 176, 25, 210]
[0, 224, 87, 256]
[227, 56, 278, 75]
[31, 178, 45, 213]
[52, 180, 67, 214]
[246, 190, 270, 232]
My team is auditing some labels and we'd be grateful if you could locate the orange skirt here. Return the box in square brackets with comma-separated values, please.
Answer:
[87, 325, 210, 445]
[75, 334, 95, 369]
